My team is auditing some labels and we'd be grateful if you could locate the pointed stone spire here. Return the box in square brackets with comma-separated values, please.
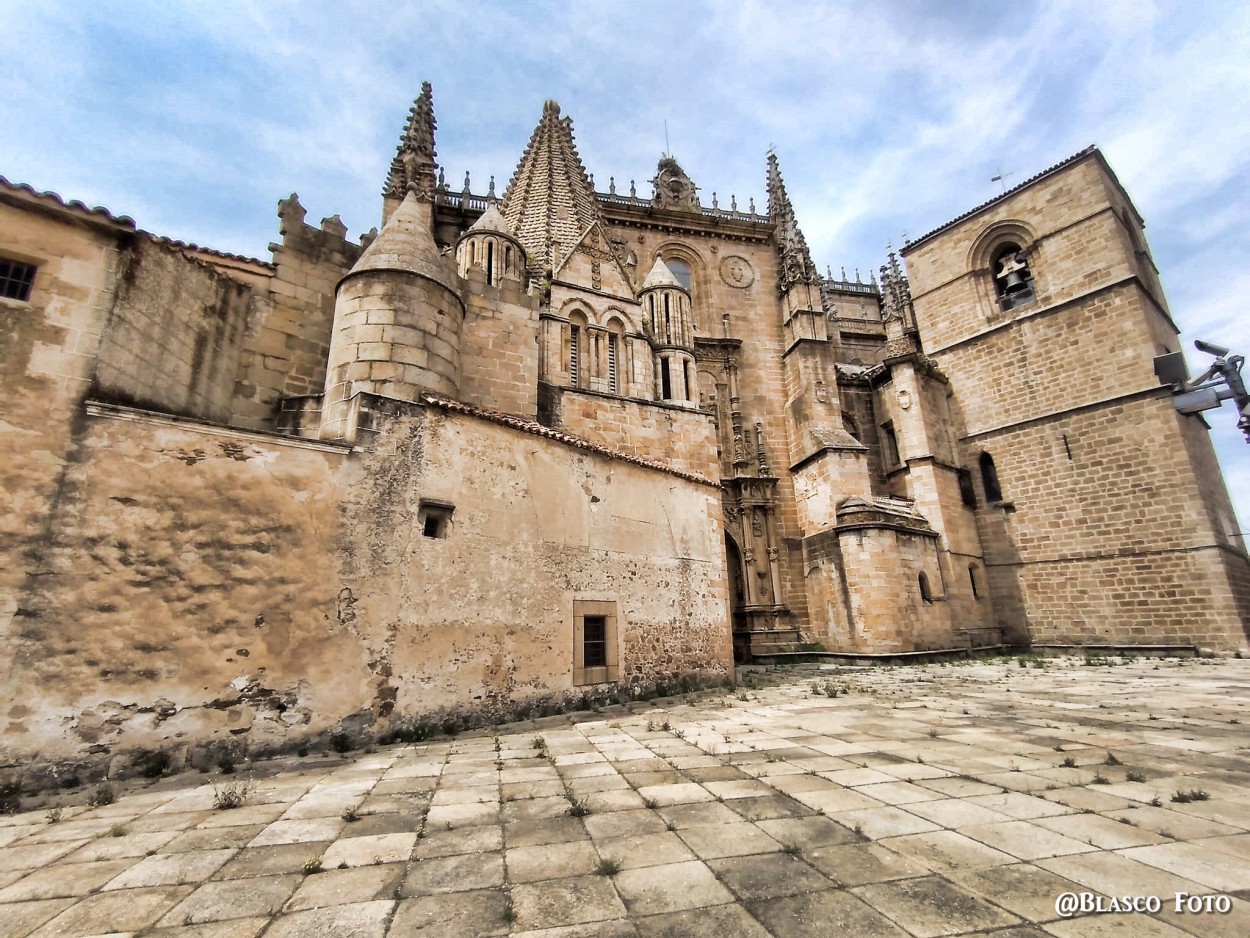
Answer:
[879, 251, 914, 325]
[383, 82, 438, 203]
[766, 153, 820, 292]
[640, 256, 686, 292]
[500, 100, 602, 272]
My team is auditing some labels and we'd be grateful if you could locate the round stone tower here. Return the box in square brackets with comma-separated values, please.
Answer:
[319, 190, 465, 441]
[639, 256, 697, 406]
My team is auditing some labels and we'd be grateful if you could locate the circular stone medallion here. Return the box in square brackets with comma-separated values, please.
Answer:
[719, 255, 754, 288]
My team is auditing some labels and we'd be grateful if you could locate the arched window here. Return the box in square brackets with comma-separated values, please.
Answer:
[664, 257, 692, 293]
[968, 564, 981, 600]
[992, 243, 1034, 310]
[918, 572, 933, 604]
[486, 240, 496, 286]
[979, 452, 1002, 503]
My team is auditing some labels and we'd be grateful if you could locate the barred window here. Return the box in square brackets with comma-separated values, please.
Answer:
[583, 615, 607, 668]
[0, 259, 36, 302]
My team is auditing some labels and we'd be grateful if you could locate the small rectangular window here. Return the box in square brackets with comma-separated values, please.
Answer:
[0, 259, 36, 302]
[573, 600, 618, 685]
[583, 615, 607, 668]
[418, 500, 454, 539]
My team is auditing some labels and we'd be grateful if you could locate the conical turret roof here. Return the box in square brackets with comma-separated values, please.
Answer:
[345, 190, 457, 294]
[500, 100, 602, 272]
[640, 256, 686, 292]
[468, 201, 518, 239]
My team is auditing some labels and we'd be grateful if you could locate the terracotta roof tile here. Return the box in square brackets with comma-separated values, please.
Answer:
[0, 176, 274, 269]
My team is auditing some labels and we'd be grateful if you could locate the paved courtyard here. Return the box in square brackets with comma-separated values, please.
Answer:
[1, 655, 1249, 937]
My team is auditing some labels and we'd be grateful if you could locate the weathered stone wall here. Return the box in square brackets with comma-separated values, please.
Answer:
[95, 238, 253, 423]
[229, 211, 363, 430]
[546, 386, 721, 481]
[3, 406, 351, 774]
[0, 200, 120, 677]
[968, 396, 1249, 649]
[0, 397, 730, 780]
[348, 403, 730, 719]
[804, 525, 951, 652]
[458, 267, 540, 418]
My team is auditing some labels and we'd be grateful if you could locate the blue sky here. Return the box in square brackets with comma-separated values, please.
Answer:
[3, 0, 1247, 530]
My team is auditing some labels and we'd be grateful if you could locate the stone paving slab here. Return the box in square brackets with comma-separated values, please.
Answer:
[0, 656, 1248, 935]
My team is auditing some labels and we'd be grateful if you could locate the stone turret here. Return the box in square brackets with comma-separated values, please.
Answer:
[454, 202, 524, 287]
[320, 84, 465, 442]
[639, 256, 696, 405]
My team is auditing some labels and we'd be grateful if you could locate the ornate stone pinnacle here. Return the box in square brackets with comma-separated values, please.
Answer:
[766, 152, 820, 293]
[384, 81, 438, 202]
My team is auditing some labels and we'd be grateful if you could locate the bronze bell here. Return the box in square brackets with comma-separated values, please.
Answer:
[1002, 269, 1030, 295]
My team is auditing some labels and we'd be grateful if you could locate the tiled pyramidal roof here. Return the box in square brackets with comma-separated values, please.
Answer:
[500, 101, 602, 273]
[766, 153, 822, 291]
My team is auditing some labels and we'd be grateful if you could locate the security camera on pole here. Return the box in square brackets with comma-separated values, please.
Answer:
[1155, 341, 1250, 442]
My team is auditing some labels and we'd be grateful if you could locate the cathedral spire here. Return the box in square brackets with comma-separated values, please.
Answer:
[500, 100, 602, 272]
[383, 82, 438, 203]
[767, 152, 821, 292]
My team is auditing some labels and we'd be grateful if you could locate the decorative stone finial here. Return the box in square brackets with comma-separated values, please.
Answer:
[650, 156, 700, 211]
[879, 251, 913, 323]
[384, 81, 438, 202]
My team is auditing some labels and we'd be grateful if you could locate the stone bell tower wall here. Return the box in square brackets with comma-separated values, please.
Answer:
[903, 151, 1250, 651]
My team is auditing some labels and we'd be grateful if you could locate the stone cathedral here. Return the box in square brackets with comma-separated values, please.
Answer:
[2, 84, 1248, 776]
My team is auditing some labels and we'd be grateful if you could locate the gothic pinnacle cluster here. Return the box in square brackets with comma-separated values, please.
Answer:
[383, 81, 438, 203]
[767, 152, 822, 293]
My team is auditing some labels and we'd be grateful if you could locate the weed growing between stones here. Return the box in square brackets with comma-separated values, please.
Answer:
[88, 783, 116, 807]
[1171, 789, 1210, 803]
[212, 779, 252, 810]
